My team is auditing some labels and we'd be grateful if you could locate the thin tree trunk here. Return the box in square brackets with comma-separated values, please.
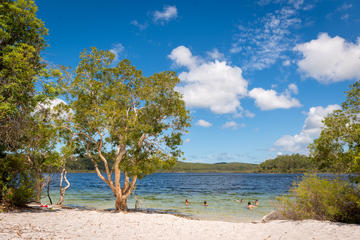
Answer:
[35, 171, 44, 203]
[46, 174, 52, 205]
[57, 168, 70, 206]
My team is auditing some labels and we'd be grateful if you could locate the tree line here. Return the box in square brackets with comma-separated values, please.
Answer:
[258, 154, 313, 173]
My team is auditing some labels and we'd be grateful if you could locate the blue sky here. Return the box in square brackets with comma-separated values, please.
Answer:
[36, 0, 360, 164]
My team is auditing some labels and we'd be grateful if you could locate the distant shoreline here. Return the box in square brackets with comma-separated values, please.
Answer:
[66, 170, 320, 174]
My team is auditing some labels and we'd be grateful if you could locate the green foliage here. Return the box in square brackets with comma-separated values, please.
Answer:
[310, 80, 360, 181]
[278, 174, 360, 223]
[0, 0, 62, 206]
[61, 47, 191, 177]
[0, 154, 35, 207]
[58, 47, 191, 209]
[258, 154, 313, 173]
[0, 0, 48, 149]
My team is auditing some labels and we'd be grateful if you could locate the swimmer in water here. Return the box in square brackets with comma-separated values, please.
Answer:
[185, 199, 189, 205]
[203, 201, 208, 206]
[247, 201, 256, 209]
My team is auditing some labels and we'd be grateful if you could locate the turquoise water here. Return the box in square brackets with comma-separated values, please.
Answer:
[42, 173, 304, 222]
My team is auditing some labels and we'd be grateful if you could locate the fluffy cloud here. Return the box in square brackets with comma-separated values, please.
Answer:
[153, 6, 177, 23]
[169, 46, 248, 114]
[274, 104, 341, 152]
[294, 33, 360, 83]
[110, 43, 125, 62]
[196, 119, 212, 127]
[249, 84, 301, 110]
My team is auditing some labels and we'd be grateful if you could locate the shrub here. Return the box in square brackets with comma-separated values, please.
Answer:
[0, 155, 35, 207]
[277, 174, 360, 224]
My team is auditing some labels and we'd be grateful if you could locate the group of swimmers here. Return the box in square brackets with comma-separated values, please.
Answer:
[184, 199, 258, 209]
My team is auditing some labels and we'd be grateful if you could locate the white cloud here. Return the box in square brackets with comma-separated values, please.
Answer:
[249, 84, 301, 110]
[231, 6, 301, 70]
[35, 98, 69, 120]
[207, 48, 224, 60]
[184, 138, 191, 143]
[130, 20, 148, 30]
[245, 110, 255, 118]
[169, 46, 248, 114]
[282, 59, 291, 66]
[233, 109, 255, 118]
[294, 33, 360, 83]
[222, 121, 245, 130]
[287, 83, 298, 94]
[196, 119, 212, 127]
[274, 104, 341, 152]
[110, 43, 125, 62]
[169, 46, 200, 68]
[153, 6, 177, 23]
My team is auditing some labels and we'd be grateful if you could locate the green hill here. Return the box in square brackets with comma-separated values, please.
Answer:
[161, 161, 258, 173]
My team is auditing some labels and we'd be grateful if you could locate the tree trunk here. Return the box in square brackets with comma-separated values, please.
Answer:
[35, 172, 44, 203]
[57, 168, 70, 206]
[46, 174, 52, 205]
[115, 196, 128, 211]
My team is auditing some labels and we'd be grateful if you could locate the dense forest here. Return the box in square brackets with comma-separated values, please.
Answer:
[257, 154, 313, 173]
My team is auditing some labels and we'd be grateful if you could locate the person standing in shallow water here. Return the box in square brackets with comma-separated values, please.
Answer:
[203, 201, 208, 206]
[185, 199, 189, 205]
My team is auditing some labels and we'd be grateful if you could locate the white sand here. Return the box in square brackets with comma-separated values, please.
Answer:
[1, 207, 359, 240]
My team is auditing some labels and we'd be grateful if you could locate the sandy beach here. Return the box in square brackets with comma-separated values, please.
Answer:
[1, 207, 359, 240]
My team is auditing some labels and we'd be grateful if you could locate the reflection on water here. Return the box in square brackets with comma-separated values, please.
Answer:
[43, 173, 305, 222]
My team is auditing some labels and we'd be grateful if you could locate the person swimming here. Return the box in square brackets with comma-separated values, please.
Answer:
[185, 199, 189, 205]
[247, 201, 256, 209]
[203, 201, 208, 206]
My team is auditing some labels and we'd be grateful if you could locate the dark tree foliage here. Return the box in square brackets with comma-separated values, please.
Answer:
[258, 154, 313, 173]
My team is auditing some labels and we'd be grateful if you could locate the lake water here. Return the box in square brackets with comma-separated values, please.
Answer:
[43, 173, 305, 222]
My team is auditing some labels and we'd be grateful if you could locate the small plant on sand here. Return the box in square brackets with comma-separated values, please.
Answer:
[277, 174, 360, 224]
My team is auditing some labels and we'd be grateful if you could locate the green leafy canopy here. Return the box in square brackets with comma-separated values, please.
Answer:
[61, 47, 191, 178]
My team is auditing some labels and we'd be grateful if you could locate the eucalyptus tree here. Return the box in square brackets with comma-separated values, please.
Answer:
[310, 80, 360, 181]
[61, 47, 190, 211]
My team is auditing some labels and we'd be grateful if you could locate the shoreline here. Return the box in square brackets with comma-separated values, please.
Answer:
[1, 205, 359, 239]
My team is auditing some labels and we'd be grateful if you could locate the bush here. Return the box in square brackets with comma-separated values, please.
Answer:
[0, 154, 35, 207]
[277, 174, 360, 224]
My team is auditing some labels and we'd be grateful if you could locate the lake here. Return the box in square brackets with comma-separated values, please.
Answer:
[43, 173, 305, 222]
